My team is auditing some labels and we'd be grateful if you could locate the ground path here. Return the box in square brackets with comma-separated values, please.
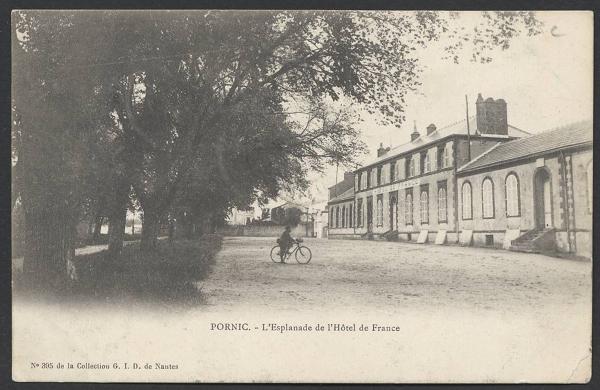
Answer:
[199, 236, 591, 316]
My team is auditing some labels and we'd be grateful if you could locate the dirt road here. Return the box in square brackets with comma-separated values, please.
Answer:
[199, 236, 591, 315]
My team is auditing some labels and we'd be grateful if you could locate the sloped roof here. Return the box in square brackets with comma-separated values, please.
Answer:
[327, 186, 354, 204]
[458, 120, 593, 174]
[328, 176, 354, 199]
[362, 116, 531, 168]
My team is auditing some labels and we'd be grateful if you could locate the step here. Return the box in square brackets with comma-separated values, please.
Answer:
[509, 244, 540, 253]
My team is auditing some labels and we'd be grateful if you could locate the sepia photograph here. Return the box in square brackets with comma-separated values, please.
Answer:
[10, 9, 593, 383]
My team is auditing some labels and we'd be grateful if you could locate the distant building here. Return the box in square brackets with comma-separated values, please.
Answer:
[226, 207, 255, 226]
[326, 171, 355, 238]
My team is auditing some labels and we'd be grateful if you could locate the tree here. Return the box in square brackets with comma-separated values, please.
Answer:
[12, 10, 543, 286]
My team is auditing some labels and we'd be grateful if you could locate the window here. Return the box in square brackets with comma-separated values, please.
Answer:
[377, 166, 383, 186]
[430, 148, 437, 172]
[420, 187, 429, 224]
[409, 157, 416, 177]
[405, 189, 413, 225]
[414, 155, 420, 176]
[371, 169, 377, 188]
[438, 182, 447, 222]
[357, 199, 363, 227]
[485, 234, 494, 246]
[335, 207, 340, 227]
[397, 159, 405, 181]
[376, 195, 383, 227]
[330, 210, 334, 227]
[390, 162, 396, 183]
[482, 177, 495, 218]
[357, 173, 361, 190]
[505, 173, 520, 217]
[587, 161, 593, 213]
[423, 151, 431, 173]
[367, 169, 371, 188]
[362, 172, 367, 190]
[462, 181, 472, 220]
[341, 206, 346, 227]
[349, 205, 353, 227]
[443, 142, 451, 168]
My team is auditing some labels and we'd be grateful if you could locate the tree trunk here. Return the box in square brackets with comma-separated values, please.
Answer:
[140, 209, 161, 252]
[107, 209, 127, 258]
[22, 206, 77, 291]
[107, 179, 130, 259]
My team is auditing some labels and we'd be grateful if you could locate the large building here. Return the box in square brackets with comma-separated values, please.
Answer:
[327, 95, 593, 258]
[457, 121, 592, 257]
[329, 94, 529, 243]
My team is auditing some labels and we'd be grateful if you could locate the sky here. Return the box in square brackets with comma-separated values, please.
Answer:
[302, 11, 593, 207]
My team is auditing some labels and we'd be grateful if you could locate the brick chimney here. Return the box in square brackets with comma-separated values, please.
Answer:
[410, 120, 420, 141]
[376, 143, 390, 157]
[476, 93, 508, 135]
[426, 123, 437, 135]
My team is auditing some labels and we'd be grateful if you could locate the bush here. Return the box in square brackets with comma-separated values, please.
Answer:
[16, 235, 223, 308]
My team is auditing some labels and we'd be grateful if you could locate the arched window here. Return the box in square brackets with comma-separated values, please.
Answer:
[505, 173, 520, 217]
[438, 186, 447, 222]
[341, 206, 346, 227]
[587, 161, 593, 213]
[376, 198, 383, 226]
[405, 192, 413, 224]
[462, 181, 472, 220]
[420, 190, 429, 223]
[482, 177, 495, 218]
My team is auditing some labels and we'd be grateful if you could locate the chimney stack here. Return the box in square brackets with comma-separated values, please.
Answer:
[410, 121, 420, 141]
[426, 123, 437, 135]
[475, 93, 508, 135]
[376, 142, 390, 157]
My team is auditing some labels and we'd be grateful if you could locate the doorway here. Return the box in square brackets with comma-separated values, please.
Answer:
[534, 168, 553, 229]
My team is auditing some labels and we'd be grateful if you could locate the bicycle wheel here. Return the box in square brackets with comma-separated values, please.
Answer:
[270, 246, 282, 263]
[295, 246, 312, 264]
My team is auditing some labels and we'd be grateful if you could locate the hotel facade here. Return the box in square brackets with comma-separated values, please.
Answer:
[327, 95, 593, 258]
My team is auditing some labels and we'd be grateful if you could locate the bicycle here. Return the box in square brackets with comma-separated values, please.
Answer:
[270, 238, 312, 264]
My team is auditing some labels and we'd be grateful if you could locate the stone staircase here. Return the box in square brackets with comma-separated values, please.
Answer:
[382, 229, 399, 241]
[510, 228, 556, 254]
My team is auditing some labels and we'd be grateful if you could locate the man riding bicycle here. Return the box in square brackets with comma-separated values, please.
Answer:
[277, 225, 295, 263]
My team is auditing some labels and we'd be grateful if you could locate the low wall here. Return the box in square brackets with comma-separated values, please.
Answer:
[218, 224, 314, 237]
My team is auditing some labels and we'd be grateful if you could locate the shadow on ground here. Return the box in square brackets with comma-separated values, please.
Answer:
[13, 235, 223, 308]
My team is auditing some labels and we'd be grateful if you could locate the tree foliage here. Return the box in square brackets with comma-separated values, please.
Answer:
[11, 10, 542, 285]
